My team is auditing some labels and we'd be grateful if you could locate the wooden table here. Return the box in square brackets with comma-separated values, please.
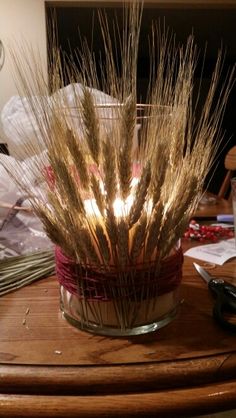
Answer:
[194, 194, 233, 219]
[1, 247, 236, 417]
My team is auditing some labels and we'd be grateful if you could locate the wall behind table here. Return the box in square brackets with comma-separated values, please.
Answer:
[0, 0, 47, 150]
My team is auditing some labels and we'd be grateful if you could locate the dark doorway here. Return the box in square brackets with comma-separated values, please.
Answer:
[46, 2, 236, 193]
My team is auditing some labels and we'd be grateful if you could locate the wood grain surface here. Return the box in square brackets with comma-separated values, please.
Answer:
[0, 261, 236, 366]
[194, 194, 233, 218]
[0, 380, 236, 418]
[1, 247, 236, 417]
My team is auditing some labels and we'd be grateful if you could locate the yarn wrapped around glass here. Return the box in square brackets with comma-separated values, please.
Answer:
[56, 104, 184, 336]
[57, 243, 182, 337]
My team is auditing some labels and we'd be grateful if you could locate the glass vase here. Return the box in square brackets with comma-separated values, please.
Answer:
[57, 241, 183, 337]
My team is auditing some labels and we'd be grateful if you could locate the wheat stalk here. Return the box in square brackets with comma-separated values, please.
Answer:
[128, 162, 151, 228]
[66, 128, 90, 190]
[0, 2, 235, 330]
[145, 201, 164, 260]
[105, 206, 118, 262]
[2, 20, 233, 266]
[102, 138, 117, 205]
[130, 213, 147, 262]
[117, 219, 129, 269]
[118, 95, 136, 200]
[81, 88, 100, 166]
[78, 227, 100, 266]
[0, 250, 55, 296]
[95, 223, 111, 265]
[90, 173, 105, 216]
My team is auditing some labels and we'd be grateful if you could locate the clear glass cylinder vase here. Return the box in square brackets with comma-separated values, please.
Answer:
[57, 241, 183, 337]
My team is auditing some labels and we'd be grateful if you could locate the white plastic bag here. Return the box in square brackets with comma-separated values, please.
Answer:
[1, 84, 118, 160]
[0, 161, 20, 217]
[0, 155, 52, 256]
[1, 95, 47, 160]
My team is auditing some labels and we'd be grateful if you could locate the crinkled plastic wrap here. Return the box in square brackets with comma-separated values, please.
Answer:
[1, 84, 119, 160]
[0, 164, 52, 259]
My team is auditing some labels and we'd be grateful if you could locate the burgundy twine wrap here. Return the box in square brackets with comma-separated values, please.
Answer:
[55, 246, 183, 302]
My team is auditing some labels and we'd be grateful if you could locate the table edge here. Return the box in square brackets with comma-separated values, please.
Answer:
[1, 379, 236, 418]
[1, 350, 236, 395]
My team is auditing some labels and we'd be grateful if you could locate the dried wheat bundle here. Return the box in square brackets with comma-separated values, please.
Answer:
[0, 250, 55, 296]
[0, 3, 234, 274]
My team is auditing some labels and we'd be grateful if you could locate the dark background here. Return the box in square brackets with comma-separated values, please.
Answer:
[45, 4, 236, 193]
